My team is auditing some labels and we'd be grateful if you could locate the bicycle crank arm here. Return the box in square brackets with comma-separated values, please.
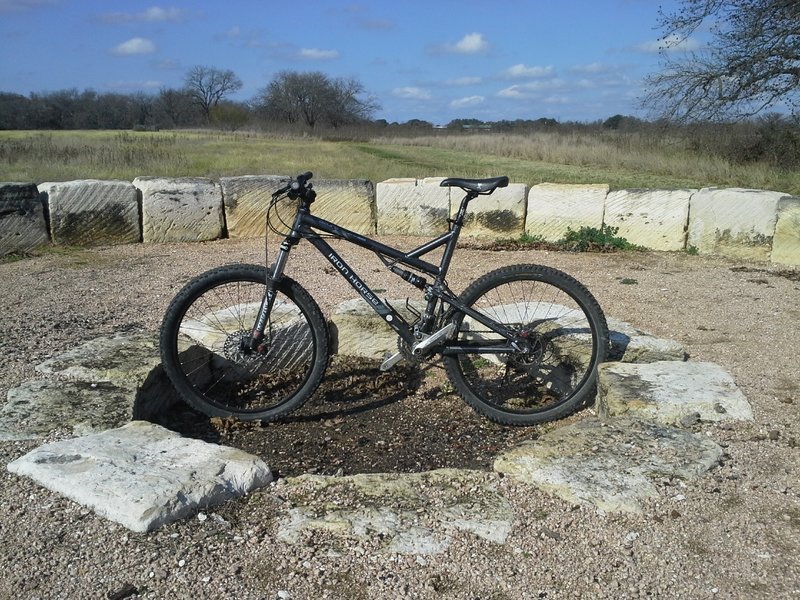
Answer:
[412, 323, 456, 356]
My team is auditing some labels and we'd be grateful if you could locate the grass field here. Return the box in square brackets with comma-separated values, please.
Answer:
[1, 129, 798, 194]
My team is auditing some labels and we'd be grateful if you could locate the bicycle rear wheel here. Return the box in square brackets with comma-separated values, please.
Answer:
[160, 264, 329, 421]
[443, 264, 608, 425]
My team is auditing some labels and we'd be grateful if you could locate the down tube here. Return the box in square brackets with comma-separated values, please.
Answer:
[305, 235, 415, 344]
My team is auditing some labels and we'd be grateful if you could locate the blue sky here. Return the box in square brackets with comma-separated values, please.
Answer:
[0, 0, 701, 124]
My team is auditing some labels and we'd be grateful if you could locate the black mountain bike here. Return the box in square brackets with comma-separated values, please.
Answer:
[160, 172, 609, 426]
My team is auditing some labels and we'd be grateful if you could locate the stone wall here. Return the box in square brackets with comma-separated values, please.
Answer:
[1, 177, 798, 266]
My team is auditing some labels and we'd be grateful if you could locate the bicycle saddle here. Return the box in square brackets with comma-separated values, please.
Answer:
[439, 176, 509, 194]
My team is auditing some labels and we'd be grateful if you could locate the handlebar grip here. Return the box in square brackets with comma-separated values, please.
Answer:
[297, 171, 313, 184]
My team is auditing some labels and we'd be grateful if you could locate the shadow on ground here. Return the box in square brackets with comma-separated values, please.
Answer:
[142, 356, 536, 478]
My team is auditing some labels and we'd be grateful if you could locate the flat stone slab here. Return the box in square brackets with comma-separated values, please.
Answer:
[7, 421, 273, 532]
[607, 318, 686, 363]
[494, 416, 723, 513]
[329, 298, 427, 359]
[35, 332, 161, 387]
[276, 469, 513, 555]
[597, 361, 753, 425]
[2, 332, 178, 440]
[0, 379, 136, 441]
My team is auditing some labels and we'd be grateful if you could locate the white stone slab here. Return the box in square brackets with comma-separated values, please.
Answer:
[39, 179, 139, 246]
[0, 182, 49, 256]
[526, 183, 608, 242]
[771, 195, 800, 266]
[454, 183, 528, 239]
[607, 318, 686, 363]
[597, 360, 753, 425]
[376, 178, 450, 235]
[494, 416, 723, 513]
[136, 176, 224, 243]
[687, 187, 786, 260]
[7, 421, 273, 532]
[603, 189, 693, 251]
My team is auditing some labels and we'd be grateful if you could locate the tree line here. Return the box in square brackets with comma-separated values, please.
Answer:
[0, 67, 380, 132]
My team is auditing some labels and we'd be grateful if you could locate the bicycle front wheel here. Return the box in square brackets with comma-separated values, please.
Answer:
[443, 264, 608, 425]
[160, 264, 329, 421]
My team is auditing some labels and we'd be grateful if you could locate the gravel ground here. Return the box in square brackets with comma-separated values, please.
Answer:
[1, 235, 799, 599]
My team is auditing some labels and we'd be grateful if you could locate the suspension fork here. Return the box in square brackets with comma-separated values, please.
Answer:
[248, 234, 299, 352]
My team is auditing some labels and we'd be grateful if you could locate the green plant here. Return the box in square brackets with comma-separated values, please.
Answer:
[557, 225, 639, 252]
[686, 245, 699, 255]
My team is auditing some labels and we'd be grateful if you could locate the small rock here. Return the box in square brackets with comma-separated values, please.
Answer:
[768, 430, 780, 441]
[679, 412, 702, 428]
[107, 583, 137, 600]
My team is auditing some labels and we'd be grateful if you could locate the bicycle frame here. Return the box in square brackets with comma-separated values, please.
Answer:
[249, 190, 524, 357]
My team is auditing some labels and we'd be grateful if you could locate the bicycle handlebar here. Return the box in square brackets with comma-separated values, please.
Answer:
[273, 171, 315, 202]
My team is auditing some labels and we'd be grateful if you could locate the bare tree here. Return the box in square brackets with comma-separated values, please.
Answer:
[643, 0, 800, 121]
[184, 66, 243, 123]
[257, 71, 379, 129]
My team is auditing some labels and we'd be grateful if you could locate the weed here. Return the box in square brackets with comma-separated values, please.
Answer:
[558, 225, 640, 252]
[619, 278, 639, 285]
[686, 245, 699, 255]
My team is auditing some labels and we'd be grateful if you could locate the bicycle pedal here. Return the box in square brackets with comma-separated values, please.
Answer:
[412, 323, 456, 356]
[380, 351, 404, 372]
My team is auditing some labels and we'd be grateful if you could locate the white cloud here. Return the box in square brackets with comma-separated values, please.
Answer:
[392, 87, 431, 100]
[502, 64, 554, 79]
[450, 95, 485, 109]
[498, 79, 566, 99]
[446, 76, 482, 86]
[637, 34, 702, 54]
[436, 32, 489, 55]
[299, 48, 339, 60]
[100, 6, 188, 23]
[112, 37, 157, 55]
[570, 63, 611, 74]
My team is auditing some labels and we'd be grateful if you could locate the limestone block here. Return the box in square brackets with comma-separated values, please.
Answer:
[607, 318, 687, 363]
[330, 298, 427, 358]
[687, 188, 786, 260]
[220, 175, 284, 238]
[771, 195, 800, 266]
[455, 182, 528, 239]
[0, 182, 49, 255]
[312, 178, 376, 235]
[377, 178, 450, 235]
[597, 361, 753, 425]
[494, 416, 723, 514]
[136, 176, 224, 243]
[222, 176, 376, 238]
[526, 183, 608, 242]
[603, 189, 693, 251]
[7, 421, 273, 532]
[39, 179, 139, 247]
